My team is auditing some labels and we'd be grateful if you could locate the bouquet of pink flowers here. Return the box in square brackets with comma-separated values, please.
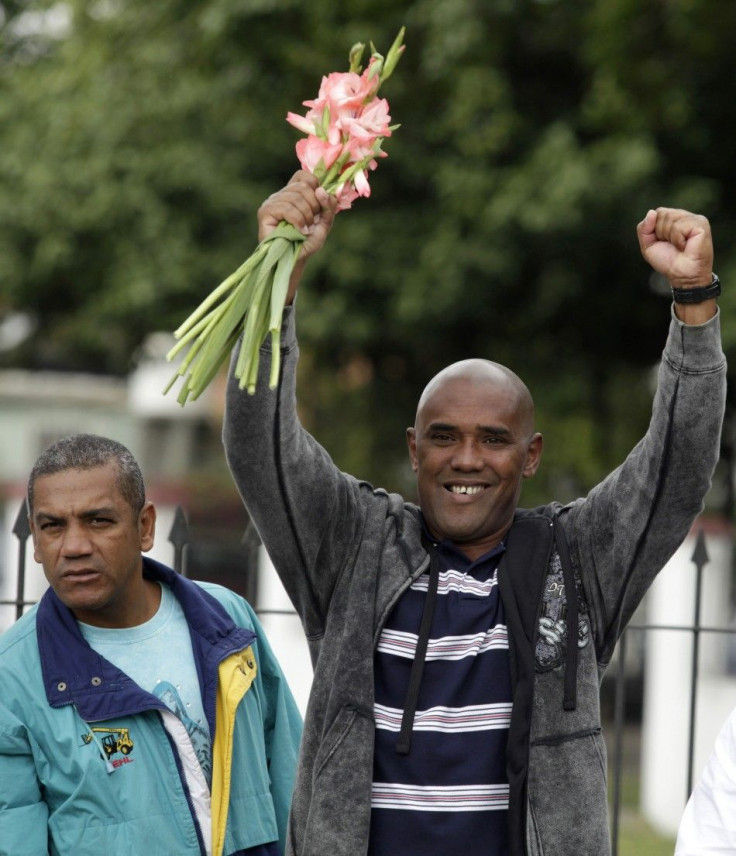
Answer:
[165, 28, 405, 404]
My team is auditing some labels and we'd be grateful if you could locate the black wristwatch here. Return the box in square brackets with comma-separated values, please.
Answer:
[671, 274, 721, 304]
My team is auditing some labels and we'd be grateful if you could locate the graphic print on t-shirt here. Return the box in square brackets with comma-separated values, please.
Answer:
[153, 680, 212, 783]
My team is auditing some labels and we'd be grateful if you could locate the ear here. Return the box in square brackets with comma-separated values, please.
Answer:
[138, 502, 156, 553]
[406, 427, 418, 472]
[29, 516, 41, 564]
[522, 433, 543, 479]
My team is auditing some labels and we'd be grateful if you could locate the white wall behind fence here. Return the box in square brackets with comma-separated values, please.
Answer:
[641, 522, 736, 838]
[254, 545, 313, 716]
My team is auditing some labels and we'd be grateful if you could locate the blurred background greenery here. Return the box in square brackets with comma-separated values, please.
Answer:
[2, 0, 734, 505]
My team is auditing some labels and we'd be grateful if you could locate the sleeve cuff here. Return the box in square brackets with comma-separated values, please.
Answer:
[665, 304, 726, 373]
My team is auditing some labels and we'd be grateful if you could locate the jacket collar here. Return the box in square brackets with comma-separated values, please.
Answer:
[36, 557, 255, 722]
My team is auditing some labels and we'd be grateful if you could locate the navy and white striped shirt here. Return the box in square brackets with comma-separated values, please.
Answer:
[369, 534, 511, 855]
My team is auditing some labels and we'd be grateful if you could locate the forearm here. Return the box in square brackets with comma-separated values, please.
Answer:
[223, 307, 362, 627]
[568, 308, 726, 656]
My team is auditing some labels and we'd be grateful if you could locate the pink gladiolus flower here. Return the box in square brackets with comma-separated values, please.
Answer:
[284, 29, 404, 214]
[285, 110, 320, 136]
[352, 167, 372, 197]
[317, 70, 378, 114]
[342, 98, 392, 140]
[166, 29, 404, 405]
[335, 183, 361, 211]
[283, 34, 404, 211]
[295, 136, 344, 174]
[343, 135, 379, 165]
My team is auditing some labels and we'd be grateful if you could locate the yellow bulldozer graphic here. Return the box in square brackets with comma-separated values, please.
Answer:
[82, 727, 134, 758]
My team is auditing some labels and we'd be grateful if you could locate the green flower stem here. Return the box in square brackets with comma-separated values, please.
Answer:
[268, 239, 302, 389]
[378, 27, 405, 86]
[234, 262, 274, 386]
[182, 329, 241, 405]
[163, 305, 228, 396]
[240, 265, 275, 394]
[166, 289, 239, 361]
[165, 221, 306, 403]
[328, 156, 371, 192]
[164, 28, 404, 405]
[321, 149, 353, 190]
[171, 240, 270, 341]
[231, 233, 293, 392]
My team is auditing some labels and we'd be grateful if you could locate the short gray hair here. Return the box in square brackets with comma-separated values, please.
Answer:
[27, 434, 146, 515]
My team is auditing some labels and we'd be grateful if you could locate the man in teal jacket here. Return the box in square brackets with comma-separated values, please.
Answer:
[0, 433, 302, 856]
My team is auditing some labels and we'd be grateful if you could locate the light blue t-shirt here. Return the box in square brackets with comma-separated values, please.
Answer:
[78, 583, 212, 784]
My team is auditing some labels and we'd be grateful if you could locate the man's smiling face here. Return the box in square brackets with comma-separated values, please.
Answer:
[407, 360, 543, 561]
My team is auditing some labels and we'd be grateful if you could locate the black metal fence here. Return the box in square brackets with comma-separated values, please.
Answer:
[0, 500, 294, 621]
[608, 526, 736, 852]
[2, 501, 733, 853]
[2, 500, 224, 617]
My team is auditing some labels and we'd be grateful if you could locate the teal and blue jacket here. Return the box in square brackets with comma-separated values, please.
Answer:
[0, 558, 302, 856]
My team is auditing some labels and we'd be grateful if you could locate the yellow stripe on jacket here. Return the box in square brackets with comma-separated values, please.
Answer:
[211, 646, 258, 856]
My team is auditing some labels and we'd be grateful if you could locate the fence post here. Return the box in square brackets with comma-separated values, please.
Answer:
[12, 499, 30, 621]
[168, 506, 189, 576]
[241, 519, 261, 608]
[686, 529, 709, 797]
[610, 630, 628, 856]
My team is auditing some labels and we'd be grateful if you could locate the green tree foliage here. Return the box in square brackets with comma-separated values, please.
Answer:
[1, 0, 734, 506]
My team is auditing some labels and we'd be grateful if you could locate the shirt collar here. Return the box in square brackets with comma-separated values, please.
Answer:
[36, 557, 255, 719]
[419, 512, 508, 572]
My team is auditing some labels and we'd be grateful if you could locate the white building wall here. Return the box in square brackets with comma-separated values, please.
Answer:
[641, 522, 736, 838]
[255, 545, 313, 716]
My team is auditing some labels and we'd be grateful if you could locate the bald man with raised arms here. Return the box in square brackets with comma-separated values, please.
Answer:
[223, 171, 726, 856]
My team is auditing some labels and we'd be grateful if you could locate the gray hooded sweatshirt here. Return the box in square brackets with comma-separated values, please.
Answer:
[223, 305, 725, 856]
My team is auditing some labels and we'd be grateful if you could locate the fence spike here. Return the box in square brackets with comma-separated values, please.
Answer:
[12, 499, 31, 540]
[12, 499, 30, 622]
[691, 527, 709, 568]
[169, 505, 189, 546]
[168, 506, 189, 576]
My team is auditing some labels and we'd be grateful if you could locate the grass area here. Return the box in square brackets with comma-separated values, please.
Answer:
[616, 811, 675, 856]
[607, 727, 676, 855]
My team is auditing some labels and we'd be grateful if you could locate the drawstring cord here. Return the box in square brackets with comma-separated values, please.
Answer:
[397, 516, 579, 756]
[396, 540, 440, 755]
[553, 516, 579, 711]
